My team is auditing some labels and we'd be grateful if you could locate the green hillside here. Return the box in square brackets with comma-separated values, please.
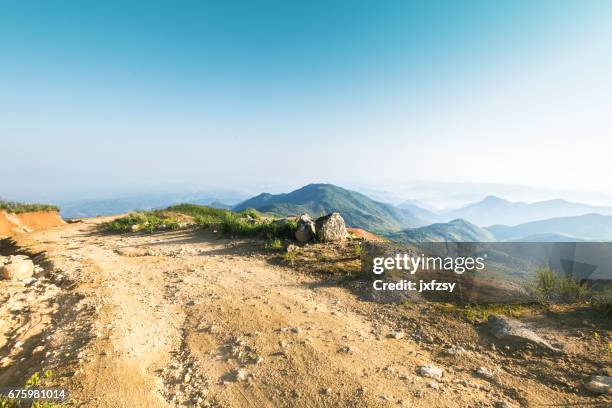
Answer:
[233, 184, 426, 234]
[388, 219, 495, 243]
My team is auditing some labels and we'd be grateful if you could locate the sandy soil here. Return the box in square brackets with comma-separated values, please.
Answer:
[0, 211, 65, 236]
[1, 218, 610, 407]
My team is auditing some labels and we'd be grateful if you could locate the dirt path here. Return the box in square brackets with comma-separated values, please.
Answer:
[2, 218, 610, 407]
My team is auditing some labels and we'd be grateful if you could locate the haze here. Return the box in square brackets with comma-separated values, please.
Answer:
[2, 1, 612, 203]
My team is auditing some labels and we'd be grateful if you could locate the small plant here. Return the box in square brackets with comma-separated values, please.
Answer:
[0, 371, 65, 408]
[528, 267, 590, 303]
[283, 251, 298, 266]
[354, 243, 363, 258]
[264, 238, 283, 252]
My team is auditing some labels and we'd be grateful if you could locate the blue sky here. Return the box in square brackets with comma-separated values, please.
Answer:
[2, 1, 612, 202]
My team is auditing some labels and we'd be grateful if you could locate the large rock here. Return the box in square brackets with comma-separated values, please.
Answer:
[486, 315, 560, 352]
[295, 214, 316, 242]
[315, 213, 348, 242]
[584, 375, 611, 394]
[0, 255, 34, 280]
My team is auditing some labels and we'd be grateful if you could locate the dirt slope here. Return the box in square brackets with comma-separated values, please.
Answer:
[0, 210, 65, 237]
[1, 218, 610, 407]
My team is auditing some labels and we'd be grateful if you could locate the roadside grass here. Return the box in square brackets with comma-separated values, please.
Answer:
[436, 302, 535, 324]
[528, 267, 591, 304]
[0, 370, 66, 408]
[438, 267, 612, 323]
[100, 204, 297, 240]
[0, 201, 59, 214]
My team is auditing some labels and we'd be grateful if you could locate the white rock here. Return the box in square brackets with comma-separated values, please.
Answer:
[1, 255, 34, 280]
[418, 365, 443, 381]
[475, 367, 495, 380]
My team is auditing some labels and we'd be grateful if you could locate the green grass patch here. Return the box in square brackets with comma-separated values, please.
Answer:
[100, 204, 297, 239]
[437, 303, 534, 323]
[0, 201, 59, 214]
[528, 267, 590, 303]
[264, 238, 283, 252]
[100, 212, 182, 233]
[0, 370, 66, 407]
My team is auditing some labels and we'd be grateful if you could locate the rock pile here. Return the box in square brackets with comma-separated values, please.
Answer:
[294, 212, 348, 243]
[0, 255, 34, 280]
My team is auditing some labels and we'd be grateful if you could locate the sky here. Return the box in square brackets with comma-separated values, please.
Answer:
[2, 1, 612, 203]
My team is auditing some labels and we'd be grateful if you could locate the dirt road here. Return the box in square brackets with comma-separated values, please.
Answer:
[1, 218, 610, 407]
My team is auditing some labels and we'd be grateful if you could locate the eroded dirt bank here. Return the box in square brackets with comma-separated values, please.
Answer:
[1, 218, 610, 407]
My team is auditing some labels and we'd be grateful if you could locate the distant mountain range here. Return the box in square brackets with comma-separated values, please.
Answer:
[52, 183, 612, 243]
[486, 214, 612, 242]
[233, 184, 428, 234]
[442, 196, 612, 227]
[58, 192, 243, 218]
[388, 219, 495, 243]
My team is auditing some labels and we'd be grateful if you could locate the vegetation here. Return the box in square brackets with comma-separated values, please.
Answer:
[264, 238, 283, 252]
[437, 303, 534, 323]
[0, 370, 65, 408]
[529, 267, 590, 303]
[100, 204, 297, 240]
[99, 212, 183, 233]
[0, 201, 59, 214]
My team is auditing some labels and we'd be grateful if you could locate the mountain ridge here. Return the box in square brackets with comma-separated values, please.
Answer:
[233, 183, 428, 234]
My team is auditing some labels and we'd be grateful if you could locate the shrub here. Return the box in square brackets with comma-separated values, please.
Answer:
[529, 267, 590, 303]
[100, 212, 182, 233]
[264, 238, 283, 251]
[100, 204, 298, 240]
[0, 201, 59, 214]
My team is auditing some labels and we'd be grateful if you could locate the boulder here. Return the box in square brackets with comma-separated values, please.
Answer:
[584, 375, 611, 394]
[0, 255, 34, 280]
[315, 213, 348, 242]
[486, 315, 560, 352]
[295, 214, 316, 242]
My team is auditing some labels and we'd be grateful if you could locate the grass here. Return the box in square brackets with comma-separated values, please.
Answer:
[528, 267, 591, 303]
[100, 204, 297, 240]
[0, 201, 59, 214]
[100, 212, 182, 233]
[264, 238, 283, 252]
[437, 302, 534, 323]
[0, 370, 66, 408]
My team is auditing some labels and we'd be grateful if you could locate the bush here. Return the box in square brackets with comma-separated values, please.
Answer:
[530, 267, 590, 303]
[264, 238, 283, 252]
[100, 212, 182, 233]
[0, 201, 59, 214]
[100, 204, 298, 239]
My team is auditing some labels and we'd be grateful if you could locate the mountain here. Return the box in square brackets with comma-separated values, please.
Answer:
[443, 196, 612, 226]
[233, 184, 427, 234]
[486, 214, 612, 241]
[397, 201, 440, 224]
[59, 191, 248, 218]
[388, 219, 495, 243]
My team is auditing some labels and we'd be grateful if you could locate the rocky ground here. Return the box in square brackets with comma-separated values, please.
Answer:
[0, 217, 610, 407]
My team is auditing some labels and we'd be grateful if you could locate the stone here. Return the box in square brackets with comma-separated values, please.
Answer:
[22, 277, 38, 286]
[417, 365, 443, 381]
[315, 213, 348, 242]
[389, 331, 405, 339]
[295, 214, 316, 242]
[486, 315, 560, 352]
[475, 367, 495, 380]
[0, 255, 34, 280]
[584, 375, 611, 394]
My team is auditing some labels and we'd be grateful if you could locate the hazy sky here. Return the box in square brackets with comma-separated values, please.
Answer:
[2, 1, 612, 201]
